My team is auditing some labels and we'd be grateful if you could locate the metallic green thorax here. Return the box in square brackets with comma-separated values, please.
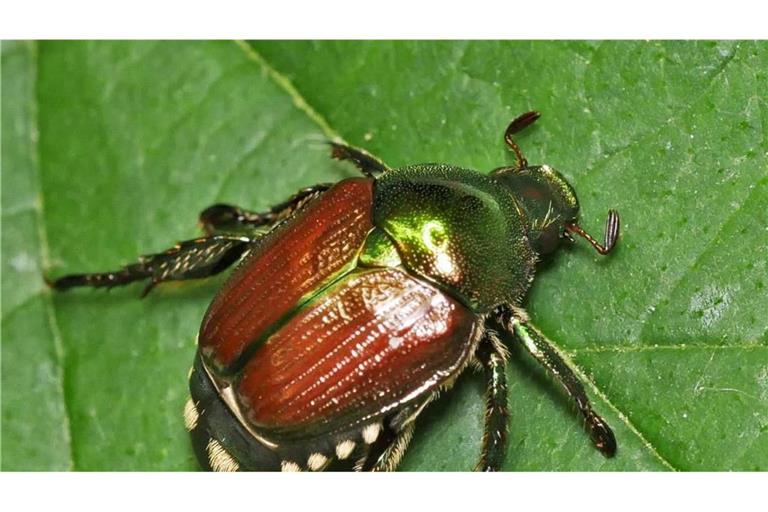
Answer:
[372, 164, 537, 313]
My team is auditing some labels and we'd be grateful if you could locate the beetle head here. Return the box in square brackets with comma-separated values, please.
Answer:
[495, 112, 620, 257]
[494, 164, 580, 255]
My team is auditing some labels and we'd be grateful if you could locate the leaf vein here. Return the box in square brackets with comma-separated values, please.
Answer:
[234, 40, 342, 141]
[32, 41, 75, 470]
[232, 39, 393, 180]
[571, 343, 767, 355]
[544, 333, 678, 470]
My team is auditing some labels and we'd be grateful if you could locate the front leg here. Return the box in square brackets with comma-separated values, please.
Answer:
[48, 234, 254, 297]
[475, 334, 510, 471]
[498, 306, 617, 457]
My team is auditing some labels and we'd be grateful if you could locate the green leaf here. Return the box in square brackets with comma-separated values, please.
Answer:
[2, 40, 766, 471]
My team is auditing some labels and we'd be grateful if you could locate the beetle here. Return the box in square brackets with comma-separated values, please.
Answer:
[49, 111, 620, 471]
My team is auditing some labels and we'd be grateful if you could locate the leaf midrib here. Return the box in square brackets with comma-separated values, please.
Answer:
[23, 40, 75, 470]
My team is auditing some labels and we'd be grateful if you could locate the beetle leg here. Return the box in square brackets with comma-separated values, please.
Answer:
[47, 235, 254, 297]
[328, 141, 389, 177]
[498, 307, 617, 457]
[475, 333, 510, 471]
[358, 422, 415, 472]
[199, 184, 332, 235]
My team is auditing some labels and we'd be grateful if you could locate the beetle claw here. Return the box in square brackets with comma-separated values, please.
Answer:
[587, 412, 617, 458]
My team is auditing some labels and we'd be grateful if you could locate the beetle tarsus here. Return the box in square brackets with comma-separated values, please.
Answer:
[46, 268, 147, 291]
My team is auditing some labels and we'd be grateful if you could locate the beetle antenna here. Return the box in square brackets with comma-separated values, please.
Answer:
[504, 111, 541, 170]
[566, 210, 620, 255]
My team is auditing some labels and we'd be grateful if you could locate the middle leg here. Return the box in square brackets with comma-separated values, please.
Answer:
[329, 141, 389, 177]
[359, 422, 416, 472]
[476, 333, 510, 471]
[199, 183, 332, 235]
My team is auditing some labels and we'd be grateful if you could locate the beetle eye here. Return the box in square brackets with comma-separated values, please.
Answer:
[521, 186, 545, 201]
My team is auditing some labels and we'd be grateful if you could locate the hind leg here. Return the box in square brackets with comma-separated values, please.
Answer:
[48, 234, 253, 297]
